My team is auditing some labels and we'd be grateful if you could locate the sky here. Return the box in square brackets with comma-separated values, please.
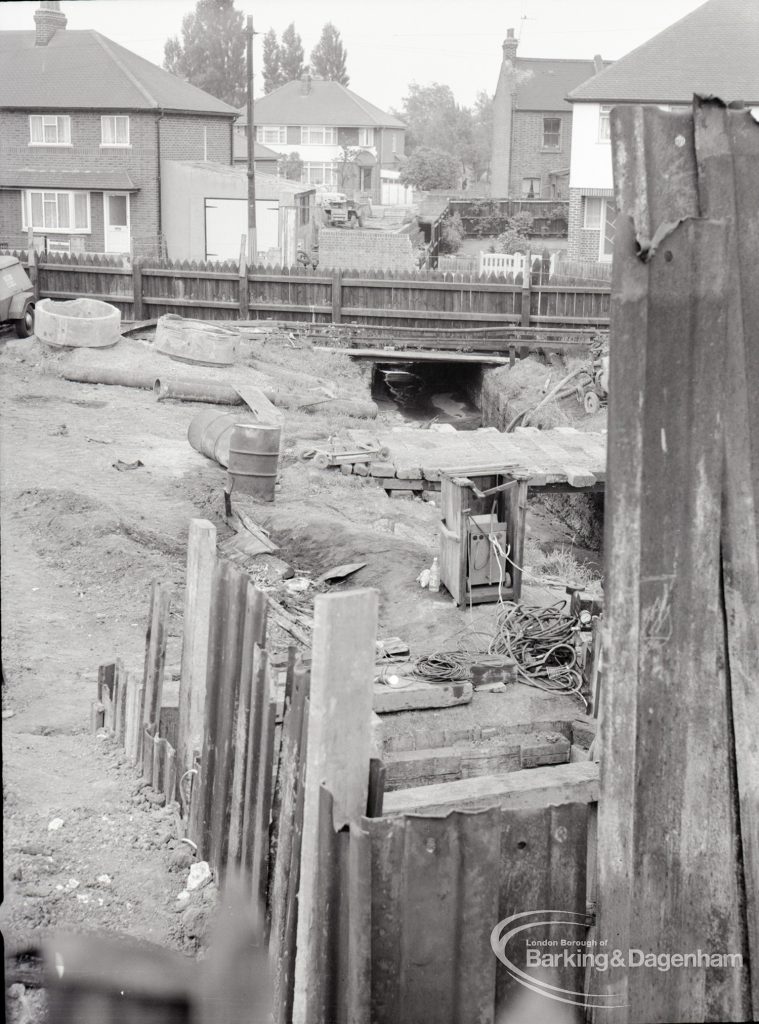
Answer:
[0, 0, 709, 110]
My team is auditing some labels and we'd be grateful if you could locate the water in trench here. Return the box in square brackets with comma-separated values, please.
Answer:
[371, 361, 482, 429]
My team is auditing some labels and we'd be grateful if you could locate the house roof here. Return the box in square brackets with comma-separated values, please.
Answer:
[233, 137, 280, 163]
[514, 58, 609, 111]
[0, 29, 238, 115]
[237, 78, 406, 128]
[569, 0, 759, 103]
[0, 169, 139, 191]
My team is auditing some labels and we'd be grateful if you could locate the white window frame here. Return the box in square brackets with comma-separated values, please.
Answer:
[542, 116, 561, 150]
[303, 162, 338, 187]
[21, 190, 91, 234]
[391, 132, 398, 154]
[101, 115, 130, 147]
[358, 127, 375, 147]
[29, 114, 71, 146]
[300, 125, 337, 146]
[598, 105, 612, 143]
[583, 196, 603, 231]
[256, 125, 287, 145]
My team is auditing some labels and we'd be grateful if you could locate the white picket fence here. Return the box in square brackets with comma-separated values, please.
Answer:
[478, 250, 558, 278]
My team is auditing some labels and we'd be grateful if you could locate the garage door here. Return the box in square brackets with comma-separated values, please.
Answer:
[204, 198, 279, 260]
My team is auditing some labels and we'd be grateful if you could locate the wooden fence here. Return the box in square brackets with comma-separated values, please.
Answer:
[11, 248, 611, 330]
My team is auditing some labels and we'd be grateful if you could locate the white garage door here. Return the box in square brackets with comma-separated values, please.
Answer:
[204, 198, 279, 261]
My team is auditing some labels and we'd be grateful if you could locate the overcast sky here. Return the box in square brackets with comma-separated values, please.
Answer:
[1, 0, 708, 109]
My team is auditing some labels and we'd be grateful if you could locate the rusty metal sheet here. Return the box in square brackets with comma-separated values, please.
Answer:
[367, 808, 501, 1024]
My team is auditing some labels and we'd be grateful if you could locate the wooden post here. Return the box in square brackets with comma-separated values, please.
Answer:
[132, 259, 143, 321]
[591, 102, 754, 1022]
[238, 234, 249, 319]
[140, 582, 171, 762]
[292, 589, 378, 1024]
[30, 248, 40, 302]
[177, 519, 216, 811]
[331, 269, 342, 324]
[520, 249, 531, 327]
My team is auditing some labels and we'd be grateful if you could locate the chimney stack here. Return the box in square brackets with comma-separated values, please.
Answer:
[502, 27, 518, 64]
[300, 71, 312, 96]
[34, 1, 67, 46]
[593, 53, 604, 74]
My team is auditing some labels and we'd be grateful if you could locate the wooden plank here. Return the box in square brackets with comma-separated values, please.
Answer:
[177, 520, 216, 811]
[591, 102, 751, 1023]
[114, 662, 128, 746]
[140, 583, 170, 761]
[331, 269, 342, 324]
[373, 678, 472, 713]
[293, 589, 378, 1024]
[695, 98, 759, 1016]
[384, 743, 522, 789]
[383, 761, 599, 816]
[235, 386, 284, 423]
[124, 677, 145, 766]
[241, 646, 276, 907]
[318, 346, 510, 365]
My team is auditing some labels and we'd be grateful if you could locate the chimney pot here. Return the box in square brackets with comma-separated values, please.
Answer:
[593, 53, 604, 74]
[34, 1, 67, 46]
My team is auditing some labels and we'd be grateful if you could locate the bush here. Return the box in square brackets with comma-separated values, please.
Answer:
[494, 212, 534, 254]
[438, 212, 464, 254]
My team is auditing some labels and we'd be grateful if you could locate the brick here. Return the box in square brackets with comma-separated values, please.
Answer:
[389, 490, 415, 500]
[379, 478, 422, 490]
[352, 462, 368, 476]
[421, 467, 442, 482]
[369, 461, 396, 477]
[340, 463, 353, 476]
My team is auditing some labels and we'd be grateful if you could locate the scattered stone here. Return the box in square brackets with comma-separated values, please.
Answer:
[47, 817, 64, 831]
[340, 463, 353, 476]
[169, 847, 195, 871]
[96, 874, 112, 886]
[174, 890, 192, 913]
[352, 462, 369, 477]
[181, 904, 212, 944]
[8, 983, 25, 1000]
[186, 860, 212, 892]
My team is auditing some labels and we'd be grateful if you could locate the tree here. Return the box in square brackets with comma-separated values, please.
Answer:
[262, 28, 284, 93]
[310, 22, 349, 86]
[163, 0, 246, 107]
[280, 23, 305, 82]
[335, 145, 360, 192]
[493, 212, 534, 254]
[278, 152, 303, 182]
[438, 212, 464, 254]
[399, 147, 458, 190]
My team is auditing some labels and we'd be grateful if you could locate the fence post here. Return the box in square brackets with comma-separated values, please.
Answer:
[30, 248, 40, 302]
[238, 234, 249, 319]
[520, 249, 532, 327]
[331, 269, 342, 324]
[132, 259, 143, 321]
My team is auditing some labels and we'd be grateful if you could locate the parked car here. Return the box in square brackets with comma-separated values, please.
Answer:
[0, 254, 35, 337]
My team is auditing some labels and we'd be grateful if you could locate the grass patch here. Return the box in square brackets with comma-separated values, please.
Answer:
[523, 537, 602, 593]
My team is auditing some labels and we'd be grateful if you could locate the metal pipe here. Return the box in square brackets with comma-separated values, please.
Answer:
[154, 379, 243, 404]
[62, 368, 157, 389]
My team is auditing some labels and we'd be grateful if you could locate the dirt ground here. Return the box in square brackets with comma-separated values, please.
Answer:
[1, 326, 601, 1010]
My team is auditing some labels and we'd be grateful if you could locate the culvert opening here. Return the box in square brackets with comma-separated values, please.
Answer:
[370, 361, 483, 429]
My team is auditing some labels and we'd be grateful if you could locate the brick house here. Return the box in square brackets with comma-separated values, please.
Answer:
[0, 2, 237, 257]
[236, 76, 406, 204]
[566, 0, 759, 262]
[491, 29, 606, 200]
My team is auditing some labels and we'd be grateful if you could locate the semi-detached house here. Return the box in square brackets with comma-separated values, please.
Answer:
[236, 76, 406, 204]
[0, 1, 238, 257]
[566, 0, 759, 263]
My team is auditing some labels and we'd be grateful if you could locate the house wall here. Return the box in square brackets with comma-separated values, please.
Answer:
[568, 102, 613, 189]
[491, 56, 515, 196]
[0, 110, 233, 256]
[508, 110, 572, 198]
[567, 185, 615, 261]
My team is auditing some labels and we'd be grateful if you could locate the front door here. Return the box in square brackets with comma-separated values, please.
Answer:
[104, 192, 130, 253]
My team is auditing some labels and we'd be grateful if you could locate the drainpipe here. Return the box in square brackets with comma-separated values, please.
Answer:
[156, 109, 165, 253]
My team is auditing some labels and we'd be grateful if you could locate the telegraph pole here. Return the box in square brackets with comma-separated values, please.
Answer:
[246, 15, 257, 263]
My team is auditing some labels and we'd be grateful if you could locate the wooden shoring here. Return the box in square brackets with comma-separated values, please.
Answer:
[591, 101, 755, 1023]
[139, 582, 171, 762]
[292, 589, 378, 1024]
[177, 519, 216, 812]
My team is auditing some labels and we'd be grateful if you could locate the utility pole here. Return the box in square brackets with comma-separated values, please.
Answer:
[246, 15, 256, 263]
